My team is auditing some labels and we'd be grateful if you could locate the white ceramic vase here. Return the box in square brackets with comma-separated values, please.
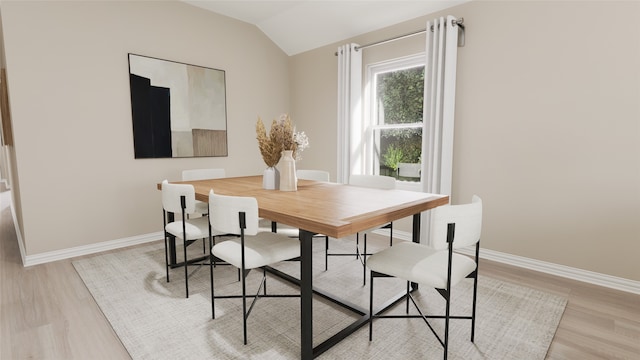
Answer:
[279, 150, 297, 191]
[263, 166, 280, 190]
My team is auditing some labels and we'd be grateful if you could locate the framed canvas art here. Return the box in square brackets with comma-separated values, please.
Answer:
[128, 54, 228, 158]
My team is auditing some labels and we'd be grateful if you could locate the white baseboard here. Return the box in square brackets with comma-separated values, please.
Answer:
[6, 189, 162, 267]
[9, 199, 27, 266]
[23, 232, 163, 267]
[375, 229, 640, 295]
[13, 214, 640, 295]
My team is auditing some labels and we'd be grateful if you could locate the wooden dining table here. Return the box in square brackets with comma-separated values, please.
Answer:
[159, 175, 448, 359]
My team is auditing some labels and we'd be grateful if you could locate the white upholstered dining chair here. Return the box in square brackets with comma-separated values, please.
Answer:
[208, 190, 300, 345]
[336, 174, 396, 285]
[266, 169, 332, 241]
[181, 168, 226, 215]
[296, 170, 345, 271]
[366, 195, 483, 360]
[296, 169, 331, 182]
[161, 180, 223, 298]
[180, 168, 226, 254]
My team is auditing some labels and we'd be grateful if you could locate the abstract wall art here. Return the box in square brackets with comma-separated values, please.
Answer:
[128, 53, 227, 158]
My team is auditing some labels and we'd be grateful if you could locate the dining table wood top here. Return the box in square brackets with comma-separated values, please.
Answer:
[159, 175, 449, 239]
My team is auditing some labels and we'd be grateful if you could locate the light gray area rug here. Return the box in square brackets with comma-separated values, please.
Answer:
[73, 237, 566, 359]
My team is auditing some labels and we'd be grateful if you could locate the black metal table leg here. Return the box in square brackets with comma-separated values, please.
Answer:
[411, 213, 421, 290]
[300, 229, 314, 360]
[265, 265, 417, 358]
[270, 214, 424, 358]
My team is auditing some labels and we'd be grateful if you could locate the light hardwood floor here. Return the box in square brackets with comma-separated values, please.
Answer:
[1, 186, 638, 359]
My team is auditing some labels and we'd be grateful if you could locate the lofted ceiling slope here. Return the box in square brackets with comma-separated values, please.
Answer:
[183, 1, 469, 55]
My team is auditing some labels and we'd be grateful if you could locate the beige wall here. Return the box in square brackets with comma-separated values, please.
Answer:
[290, 1, 640, 281]
[0, 1, 289, 254]
[1, 0, 638, 283]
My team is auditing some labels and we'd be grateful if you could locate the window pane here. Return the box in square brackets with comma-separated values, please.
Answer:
[376, 66, 424, 125]
[367, 55, 424, 184]
[376, 127, 422, 182]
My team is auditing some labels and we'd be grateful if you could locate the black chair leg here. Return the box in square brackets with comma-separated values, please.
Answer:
[325, 236, 329, 271]
[369, 271, 374, 341]
[363, 234, 367, 286]
[183, 238, 189, 298]
[241, 268, 248, 345]
[444, 292, 450, 360]
[164, 235, 170, 282]
[406, 281, 410, 313]
[209, 236, 215, 319]
[163, 210, 169, 282]
[471, 273, 478, 342]
[471, 242, 480, 342]
[263, 268, 267, 295]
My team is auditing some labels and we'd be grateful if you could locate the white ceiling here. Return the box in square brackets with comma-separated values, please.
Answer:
[183, 1, 469, 55]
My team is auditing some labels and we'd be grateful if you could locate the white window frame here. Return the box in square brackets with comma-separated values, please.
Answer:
[363, 53, 425, 192]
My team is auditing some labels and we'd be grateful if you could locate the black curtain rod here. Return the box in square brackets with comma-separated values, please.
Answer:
[334, 18, 464, 56]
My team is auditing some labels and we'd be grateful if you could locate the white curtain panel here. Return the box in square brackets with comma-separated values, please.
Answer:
[336, 43, 362, 184]
[421, 16, 460, 245]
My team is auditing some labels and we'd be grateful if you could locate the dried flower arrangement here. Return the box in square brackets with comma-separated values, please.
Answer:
[256, 114, 309, 167]
[293, 131, 309, 161]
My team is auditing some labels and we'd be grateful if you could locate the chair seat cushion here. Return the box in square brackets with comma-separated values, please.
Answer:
[257, 219, 304, 237]
[165, 216, 209, 240]
[256, 226, 328, 239]
[212, 232, 300, 269]
[272, 227, 301, 237]
[194, 200, 209, 215]
[366, 241, 477, 289]
[166, 216, 224, 239]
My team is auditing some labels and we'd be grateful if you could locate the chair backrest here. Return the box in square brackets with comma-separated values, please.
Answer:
[430, 195, 482, 250]
[161, 180, 197, 214]
[296, 169, 330, 182]
[181, 168, 226, 181]
[349, 174, 396, 190]
[208, 190, 259, 236]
